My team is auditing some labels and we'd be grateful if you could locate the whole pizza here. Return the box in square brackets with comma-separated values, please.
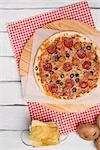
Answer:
[34, 32, 100, 100]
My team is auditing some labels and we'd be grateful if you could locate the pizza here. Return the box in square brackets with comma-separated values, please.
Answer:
[34, 32, 100, 100]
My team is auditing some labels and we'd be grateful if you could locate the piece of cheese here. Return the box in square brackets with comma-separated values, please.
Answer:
[29, 120, 60, 147]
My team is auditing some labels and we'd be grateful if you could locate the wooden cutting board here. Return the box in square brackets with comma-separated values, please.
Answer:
[20, 19, 100, 112]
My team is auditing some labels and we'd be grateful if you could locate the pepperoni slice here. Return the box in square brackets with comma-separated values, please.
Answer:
[79, 81, 88, 88]
[48, 84, 58, 93]
[77, 49, 86, 59]
[47, 44, 56, 54]
[65, 79, 74, 88]
[82, 61, 91, 70]
[63, 37, 73, 48]
[63, 62, 72, 71]
[74, 42, 82, 50]
[43, 63, 52, 71]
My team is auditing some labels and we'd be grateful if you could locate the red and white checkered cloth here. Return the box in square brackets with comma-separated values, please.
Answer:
[7, 1, 100, 135]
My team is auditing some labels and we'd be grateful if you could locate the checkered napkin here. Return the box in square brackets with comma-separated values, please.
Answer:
[7, 1, 100, 135]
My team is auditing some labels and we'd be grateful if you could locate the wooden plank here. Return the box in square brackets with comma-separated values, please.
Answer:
[0, 131, 25, 149]
[0, 131, 96, 149]
[0, 32, 13, 56]
[0, 9, 51, 32]
[0, 0, 100, 8]
[0, 57, 20, 81]
[0, 106, 30, 130]
[0, 82, 24, 105]
[91, 9, 100, 30]
[0, 8, 100, 32]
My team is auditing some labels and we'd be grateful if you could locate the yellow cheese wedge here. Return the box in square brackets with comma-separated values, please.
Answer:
[29, 120, 60, 147]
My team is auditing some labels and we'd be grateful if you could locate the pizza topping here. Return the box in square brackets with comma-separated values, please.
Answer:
[56, 40, 62, 49]
[65, 79, 74, 88]
[63, 87, 70, 96]
[41, 54, 48, 62]
[63, 62, 72, 71]
[66, 53, 70, 58]
[86, 45, 91, 50]
[77, 49, 86, 59]
[47, 44, 56, 54]
[45, 74, 49, 77]
[51, 73, 59, 80]
[54, 55, 59, 62]
[35, 66, 38, 70]
[56, 80, 61, 84]
[48, 84, 58, 93]
[93, 54, 98, 62]
[54, 67, 58, 70]
[75, 78, 80, 82]
[72, 87, 77, 92]
[59, 56, 66, 63]
[60, 82, 63, 85]
[84, 71, 92, 79]
[90, 71, 94, 75]
[63, 37, 73, 48]
[72, 57, 80, 65]
[60, 74, 64, 78]
[82, 61, 91, 70]
[56, 80, 63, 85]
[74, 42, 82, 50]
[60, 45, 66, 51]
[86, 51, 96, 59]
[43, 63, 52, 71]
[70, 48, 73, 51]
[75, 73, 79, 77]
[79, 81, 88, 88]
[88, 79, 97, 87]
[49, 70, 54, 74]
[70, 73, 74, 78]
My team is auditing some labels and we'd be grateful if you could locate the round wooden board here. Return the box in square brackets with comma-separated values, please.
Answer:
[19, 19, 100, 112]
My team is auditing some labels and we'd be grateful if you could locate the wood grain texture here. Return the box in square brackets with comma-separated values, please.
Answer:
[0, 9, 51, 31]
[0, 106, 30, 129]
[0, 0, 100, 8]
[44, 19, 100, 35]
[0, 82, 24, 105]
[0, 33, 13, 56]
[0, 57, 20, 81]
[0, 131, 25, 149]
[20, 36, 33, 77]
[42, 103, 93, 113]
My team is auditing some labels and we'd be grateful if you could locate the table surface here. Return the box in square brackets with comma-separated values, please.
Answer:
[0, 0, 100, 149]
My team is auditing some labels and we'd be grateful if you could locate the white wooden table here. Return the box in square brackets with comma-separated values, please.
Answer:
[0, 0, 100, 149]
